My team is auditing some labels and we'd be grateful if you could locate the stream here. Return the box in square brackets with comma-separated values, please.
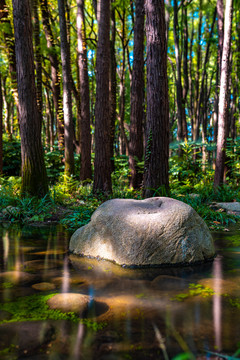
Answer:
[0, 223, 240, 359]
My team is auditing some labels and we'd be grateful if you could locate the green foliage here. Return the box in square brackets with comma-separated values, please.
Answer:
[0, 185, 55, 223]
[2, 136, 21, 176]
[44, 146, 64, 184]
[0, 293, 106, 331]
[60, 206, 94, 231]
[169, 141, 202, 192]
[171, 283, 215, 302]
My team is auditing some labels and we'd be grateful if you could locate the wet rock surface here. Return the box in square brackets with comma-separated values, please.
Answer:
[70, 197, 215, 266]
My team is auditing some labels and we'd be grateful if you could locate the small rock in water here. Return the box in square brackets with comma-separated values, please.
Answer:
[32, 282, 56, 291]
[47, 293, 90, 314]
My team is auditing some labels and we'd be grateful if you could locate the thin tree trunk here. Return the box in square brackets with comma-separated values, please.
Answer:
[143, 0, 169, 197]
[0, 0, 19, 118]
[32, 0, 42, 119]
[213, 0, 224, 143]
[214, 0, 233, 187]
[40, 0, 64, 148]
[0, 74, 3, 174]
[173, 0, 187, 142]
[58, 0, 74, 176]
[12, 0, 48, 197]
[129, 0, 144, 189]
[93, 0, 112, 194]
[109, 0, 117, 172]
[77, 0, 92, 181]
[192, 0, 202, 142]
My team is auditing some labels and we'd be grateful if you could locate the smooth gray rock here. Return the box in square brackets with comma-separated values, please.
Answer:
[69, 197, 215, 266]
[216, 202, 240, 213]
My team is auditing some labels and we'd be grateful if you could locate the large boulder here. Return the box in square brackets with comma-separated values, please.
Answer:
[69, 197, 215, 267]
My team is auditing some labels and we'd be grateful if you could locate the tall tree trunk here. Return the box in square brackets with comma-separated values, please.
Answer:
[0, 0, 19, 117]
[109, 0, 117, 172]
[214, 0, 233, 187]
[196, 7, 217, 136]
[12, 0, 48, 197]
[182, 3, 189, 127]
[93, 0, 112, 194]
[0, 74, 3, 174]
[40, 0, 64, 148]
[32, 0, 42, 119]
[173, 0, 187, 142]
[143, 0, 169, 198]
[118, 8, 129, 156]
[192, 0, 202, 141]
[58, 0, 74, 176]
[77, 0, 92, 181]
[213, 0, 224, 143]
[129, 0, 144, 189]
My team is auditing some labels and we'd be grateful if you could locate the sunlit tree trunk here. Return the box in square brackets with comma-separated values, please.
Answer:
[93, 0, 112, 194]
[129, 0, 144, 189]
[77, 0, 92, 181]
[12, 0, 48, 197]
[58, 0, 74, 176]
[143, 0, 169, 198]
[213, 0, 224, 143]
[214, 0, 233, 187]
[0, 74, 3, 174]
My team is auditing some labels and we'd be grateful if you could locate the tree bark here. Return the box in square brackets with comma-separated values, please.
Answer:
[143, 0, 169, 198]
[32, 0, 42, 119]
[40, 0, 64, 148]
[58, 0, 75, 176]
[0, 0, 19, 117]
[192, 0, 202, 142]
[77, 0, 92, 181]
[0, 74, 3, 174]
[12, 0, 48, 197]
[129, 0, 144, 189]
[214, 0, 233, 187]
[213, 0, 224, 143]
[173, 0, 187, 141]
[93, 0, 112, 194]
[109, 0, 117, 172]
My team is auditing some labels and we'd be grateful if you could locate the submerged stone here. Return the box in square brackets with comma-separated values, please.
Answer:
[47, 293, 90, 314]
[69, 197, 215, 267]
[32, 282, 56, 291]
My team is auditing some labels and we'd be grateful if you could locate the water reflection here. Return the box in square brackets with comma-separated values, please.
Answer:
[213, 255, 223, 351]
[73, 322, 84, 359]
[62, 256, 70, 293]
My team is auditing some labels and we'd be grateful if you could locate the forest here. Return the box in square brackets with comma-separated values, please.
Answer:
[1, 1, 240, 359]
[0, 0, 239, 230]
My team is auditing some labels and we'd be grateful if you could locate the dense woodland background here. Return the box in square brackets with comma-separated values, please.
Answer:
[0, 0, 239, 201]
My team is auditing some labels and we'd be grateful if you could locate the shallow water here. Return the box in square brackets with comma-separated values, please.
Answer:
[0, 223, 240, 359]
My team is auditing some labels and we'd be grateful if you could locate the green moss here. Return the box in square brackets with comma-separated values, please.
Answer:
[171, 283, 215, 302]
[2, 282, 14, 289]
[0, 293, 106, 331]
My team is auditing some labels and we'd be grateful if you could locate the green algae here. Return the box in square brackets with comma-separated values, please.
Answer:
[0, 293, 106, 331]
[171, 283, 215, 302]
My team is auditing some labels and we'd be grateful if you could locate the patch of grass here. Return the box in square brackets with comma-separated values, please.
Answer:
[0, 293, 106, 331]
